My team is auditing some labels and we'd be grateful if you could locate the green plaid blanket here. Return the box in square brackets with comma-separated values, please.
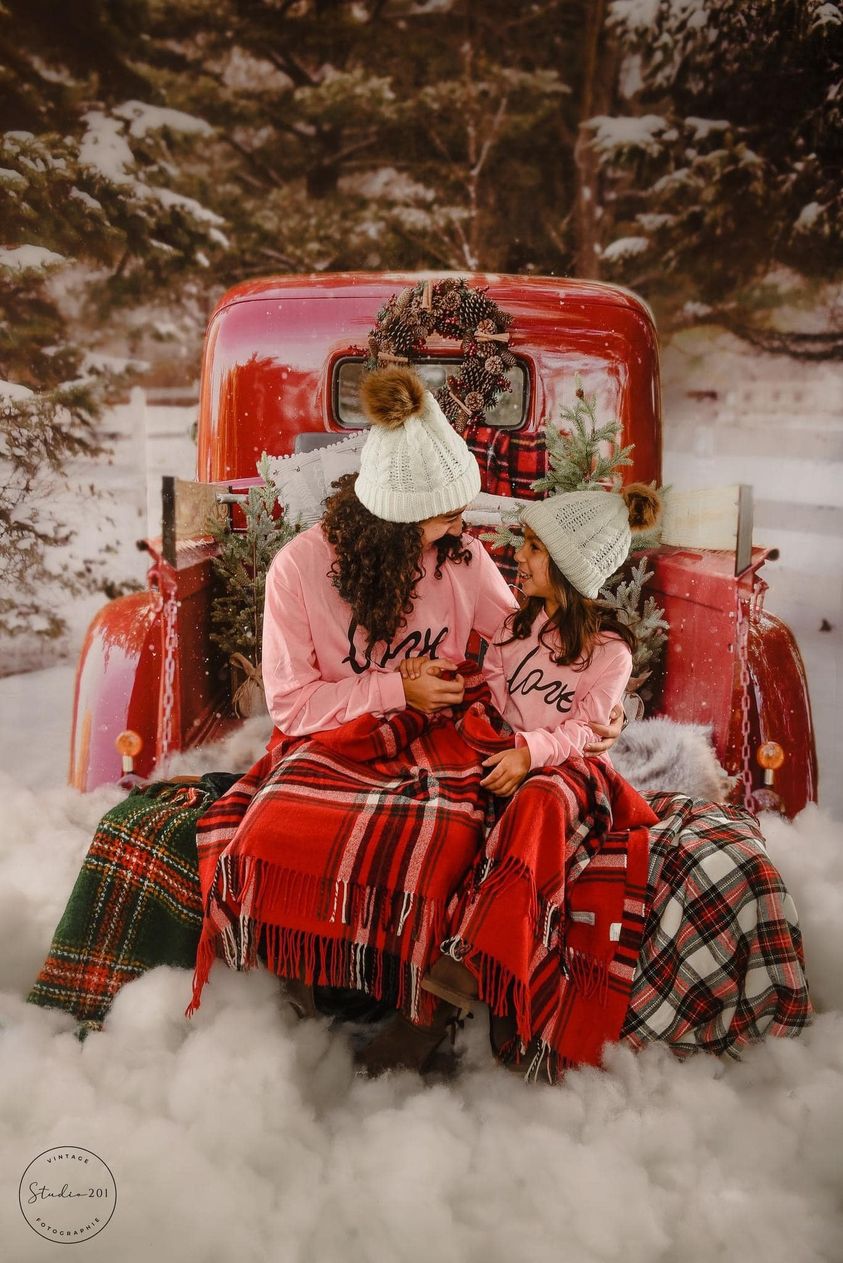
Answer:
[27, 776, 237, 1032]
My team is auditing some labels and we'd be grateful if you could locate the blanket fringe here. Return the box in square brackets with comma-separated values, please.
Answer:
[186, 930, 216, 1018]
[472, 854, 545, 935]
[187, 900, 446, 1025]
[506, 1040, 578, 1084]
[442, 934, 533, 1048]
[216, 854, 447, 948]
[564, 947, 609, 1003]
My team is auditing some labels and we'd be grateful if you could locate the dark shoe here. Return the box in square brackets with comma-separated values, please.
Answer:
[355, 1001, 463, 1077]
[503, 1038, 544, 1080]
[488, 1009, 517, 1061]
[281, 977, 318, 1020]
[420, 955, 478, 1012]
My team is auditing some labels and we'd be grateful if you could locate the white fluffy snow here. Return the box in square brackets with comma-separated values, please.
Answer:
[0, 245, 65, 272]
[79, 112, 136, 184]
[601, 236, 650, 262]
[113, 101, 214, 140]
[0, 379, 35, 401]
[588, 114, 668, 157]
[0, 669, 842, 1262]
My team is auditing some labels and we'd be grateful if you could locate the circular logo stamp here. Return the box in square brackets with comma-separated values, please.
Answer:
[19, 1147, 117, 1243]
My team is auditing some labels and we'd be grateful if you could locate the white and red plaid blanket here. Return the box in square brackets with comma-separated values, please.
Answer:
[621, 794, 812, 1055]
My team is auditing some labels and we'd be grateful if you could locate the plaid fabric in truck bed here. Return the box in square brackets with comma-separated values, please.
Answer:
[620, 794, 812, 1055]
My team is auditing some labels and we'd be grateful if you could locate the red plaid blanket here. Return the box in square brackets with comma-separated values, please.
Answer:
[446, 704, 657, 1079]
[189, 671, 651, 1063]
[190, 666, 496, 1023]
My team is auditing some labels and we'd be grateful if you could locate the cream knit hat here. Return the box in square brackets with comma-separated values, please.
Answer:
[520, 484, 661, 599]
[355, 368, 481, 523]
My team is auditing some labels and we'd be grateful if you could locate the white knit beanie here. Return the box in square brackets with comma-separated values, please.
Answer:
[355, 368, 481, 523]
[520, 485, 660, 599]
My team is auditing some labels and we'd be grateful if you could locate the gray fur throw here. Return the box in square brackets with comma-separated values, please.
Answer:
[611, 718, 735, 802]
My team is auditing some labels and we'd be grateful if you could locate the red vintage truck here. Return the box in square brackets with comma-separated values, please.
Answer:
[68, 273, 817, 817]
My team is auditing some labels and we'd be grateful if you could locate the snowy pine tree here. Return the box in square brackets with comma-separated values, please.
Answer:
[0, 4, 228, 639]
[589, 0, 843, 352]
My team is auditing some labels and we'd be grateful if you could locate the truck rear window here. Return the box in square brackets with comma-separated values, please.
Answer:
[333, 358, 528, 429]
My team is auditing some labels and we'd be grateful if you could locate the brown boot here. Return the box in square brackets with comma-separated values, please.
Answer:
[355, 1001, 463, 1077]
[420, 954, 478, 1012]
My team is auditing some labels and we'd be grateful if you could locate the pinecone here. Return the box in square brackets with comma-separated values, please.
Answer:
[485, 355, 503, 374]
[462, 358, 484, 390]
[394, 288, 413, 315]
[462, 287, 489, 327]
[465, 390, 485, 414]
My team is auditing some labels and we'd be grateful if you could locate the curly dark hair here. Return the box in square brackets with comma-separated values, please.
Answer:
[321, 475, 472, 651]
[501, 556, 635, 669]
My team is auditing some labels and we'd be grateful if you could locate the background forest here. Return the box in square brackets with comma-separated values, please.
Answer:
[1, 0, 841, 643]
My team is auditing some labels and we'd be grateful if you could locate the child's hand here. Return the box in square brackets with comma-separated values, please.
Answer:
[479, 747, 531, 796]
[584, 703, 624, 754]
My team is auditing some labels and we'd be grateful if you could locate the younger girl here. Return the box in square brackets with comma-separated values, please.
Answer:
[417, 483, 661, 1077]
[403, 482, 659, 793]
[477, 484, 658, 794]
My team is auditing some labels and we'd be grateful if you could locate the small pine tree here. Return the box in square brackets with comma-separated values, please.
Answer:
[532, 380, 634, 496]
[208, 455, 299, 668]
[485, 379, 636, 552]
[600, 558, 669, 702]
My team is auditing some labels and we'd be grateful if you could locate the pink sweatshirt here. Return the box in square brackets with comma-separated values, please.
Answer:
[482, 615, 632, 770]
[262, 524, 516, 735]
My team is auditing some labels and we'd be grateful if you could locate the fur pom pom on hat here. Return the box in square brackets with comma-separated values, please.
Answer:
[360, 366, 426, 430]
[520, 481, 662, 599]
[621, 482, 661, 531]
[355, 367, 481, 523]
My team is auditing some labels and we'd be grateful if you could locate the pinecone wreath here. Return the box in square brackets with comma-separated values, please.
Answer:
[364, 278, 516, 434]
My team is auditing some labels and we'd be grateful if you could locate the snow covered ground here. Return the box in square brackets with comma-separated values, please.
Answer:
[1, 334, 841, 1261]
[0, 685, 842, 1263]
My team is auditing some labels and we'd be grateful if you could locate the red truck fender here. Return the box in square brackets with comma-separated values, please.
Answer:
[69, 591, 162, 792]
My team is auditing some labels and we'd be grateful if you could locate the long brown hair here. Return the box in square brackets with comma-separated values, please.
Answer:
[321, 474, 472, 651]
[501, 556, 635, 669]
